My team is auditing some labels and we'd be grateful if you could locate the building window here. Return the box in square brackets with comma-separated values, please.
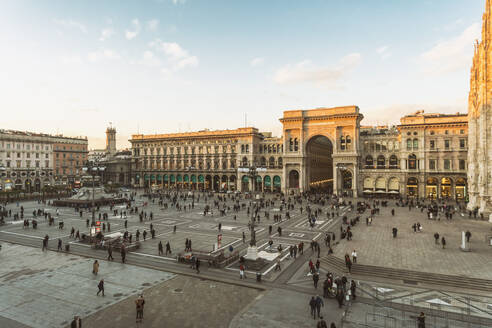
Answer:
[408, 154, 417, 170]
[294, 138, 298, 151]
[460, 129, 465, 134]
[365, 156, 373, 169]
[459, 159, 466, 170]
[445, 130, 449, 135]
[413, 139, 418, 149]
[377, 155, 385, 169]
[444, 140, 450, 150]
[430, 131, 435, 135]
[429, 159, 436, 170]
[444, 159, 451, 170]
[17, 153, 21, 158]
[406, 139, 412, 150]
[389, 155, 398, 169]
[459, 139, 466, 149]
[340, 136, 346, 150]
[429, 140, 435, 149]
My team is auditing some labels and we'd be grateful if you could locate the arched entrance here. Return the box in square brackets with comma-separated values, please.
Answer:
[191, 175, 197, 190]
[426, 177, 438, 199]
[34, 178, 41, 192]
[241, 175, 249, 192]
[407, 177, 418, 197]
[198, 175, 204, 190]
[306, 135, 333, 191]
[340, 170, 352, 196]
[229, 175, 236, 191]
[264, 175, 271, 192]
[289, 170, 299, 189]
[221, 175, 228, 191]
[455, 178, 466, 200]
[441, 177, 452, 199]
[205, 175, 212, 190]
[388, 177, 399, 196]
[25, 179, 32, 193]
[213, 175, 220, 191]
[273, 175, 281, 192]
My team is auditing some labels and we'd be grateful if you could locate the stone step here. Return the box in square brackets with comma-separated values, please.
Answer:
[319, 255, 492, 292]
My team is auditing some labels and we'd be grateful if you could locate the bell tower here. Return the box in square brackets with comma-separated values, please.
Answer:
[106, 123, 117, 155]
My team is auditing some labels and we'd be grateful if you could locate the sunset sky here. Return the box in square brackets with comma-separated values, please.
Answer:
[0, 0, 485, 149]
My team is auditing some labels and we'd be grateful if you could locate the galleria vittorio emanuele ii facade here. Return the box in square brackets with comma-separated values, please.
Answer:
[130, 106, 468, 200]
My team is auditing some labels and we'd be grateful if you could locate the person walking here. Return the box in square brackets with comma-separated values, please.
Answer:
[315, 295, 324, 319]
[330, 323, 337, 328]
[57, 238, 62, 251]
[165, 241, 172, 255]
[158, 241, 163, 255]
[196, 258, 201, 274]
[313, 272, 319, 289]
[441, 237, 446, 249]
[92, 260, 99, 275]
[70, 316, 82, 328]
[433, 233, 440, 245]
[121, 246, 126, 263]
[239, 264, 246, 279]
[135, 294, 145, 323]
[107, 244, 114, 261]
[465, 230, 472, 243]
[350, 280, 357, 300]
[351, 249, 357, 263]
[309, 296, 317, 319]
[97, 279, 105, 296]
[417, 312, 426, 328]
[317, 316, 328, 328]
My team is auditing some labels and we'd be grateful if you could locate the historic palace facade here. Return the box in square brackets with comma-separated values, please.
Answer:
[130, 106, 468, 200]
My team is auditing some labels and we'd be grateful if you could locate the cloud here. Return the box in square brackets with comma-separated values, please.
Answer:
[250, 57, 265, 67]
[149, 39, 199, 71]
[140, 50, 161, 67]
[376, 46, 391, 60]
[87, 49, 121, 62]
[61, 55, 83, 65]
[125, 19, 141, 40]
[420, 23, 480, 75]
[273, 53, 361, 87]
[99, 27, 115, 41]
[147, 19, 159, 31]
[53, 19, 87, 33]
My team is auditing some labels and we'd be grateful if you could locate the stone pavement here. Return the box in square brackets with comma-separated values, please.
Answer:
[333, 203, 492, 279]
[0, 243, 174, 328]
[230, 288, 344, 328]
[83, 274, 261, 328]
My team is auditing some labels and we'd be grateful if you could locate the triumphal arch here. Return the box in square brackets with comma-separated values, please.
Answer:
[279, 106, 363, 196]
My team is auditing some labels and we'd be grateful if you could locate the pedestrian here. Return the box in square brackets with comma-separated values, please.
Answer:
[158, 241, 163, 255]
[93, 260, 99, 275]
[196, 258, 201, 274]
[351, 249, 357, 263]
[465, 230, 471, 243]
[121, 246, 126, 263]
[309, 296, 317, 319]
[97, 279, 105, 296]
[441, 237, 446, 249]
[57, 238, 62, 251]
[317, 316, 328, 328]
[70, 316, 82, 328]
[417, 312, 426, 328]
[350, 280, 357, 300]
[315, 294, 324, 319]
[330, 323, 337, 328]
[239, 264, 246, 279]
[107, 245, 114, 261]
[434, 233, 440, 244]
[135, 294, 145, 322]
[313, 272, 319, 289]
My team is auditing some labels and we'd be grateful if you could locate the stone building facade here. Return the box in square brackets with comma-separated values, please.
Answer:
[52, 137, 88, 187]
[467, 0, 492, 217]
[130, 107, 469, 199]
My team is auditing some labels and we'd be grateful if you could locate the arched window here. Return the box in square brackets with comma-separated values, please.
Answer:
[365, 155, 373, 169]
[413, 139, 418, 149]
[277, 157, 283, 167]
[340, 136, 346, 150]
[294, 138, 299, 151]
[376, 141, 381, 152]
[377, 155, 385, 169]
[269, 157, 275, 168]
[268, 145, 272, 153]
[346, 135, 351, 150]
[408, 154, 417, 170]
[406, 139, 412, 150]
[389, 155, 398, 169]
[289, 138, 293, 151]
[242, 157, 248, 167]
[260, 157, 266, 166]
[241, 145, 245, 153]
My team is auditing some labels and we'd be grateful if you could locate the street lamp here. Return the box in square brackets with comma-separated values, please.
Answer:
[0, 165, 6, 192]
[82, 161, 105, 224]
[238, 164, 266, 259]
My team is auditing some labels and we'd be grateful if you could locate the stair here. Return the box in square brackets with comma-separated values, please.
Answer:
[319, 255, 492, 292]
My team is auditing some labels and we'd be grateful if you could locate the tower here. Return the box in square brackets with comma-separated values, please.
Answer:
[106, 124, 117, 155]
[467, 0, 492, 220]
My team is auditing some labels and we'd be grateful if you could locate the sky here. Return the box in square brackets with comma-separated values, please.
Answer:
[0, 0, 486, 149]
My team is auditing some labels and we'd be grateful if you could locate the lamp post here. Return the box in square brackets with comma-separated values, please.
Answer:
[0, 165, 5, 193]
[82, 161, 105, 225]
[238, 164, 266, 259]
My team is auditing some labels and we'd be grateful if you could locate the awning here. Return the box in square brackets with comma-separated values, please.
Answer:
[273, 176, 281, 187]
[264, 176, 271, 187]
[191, 175, 197, 183]
[184, 175, 189, 182]
[164, 175, 168, 182]
[170, 175, 175, 183]
[198, 175, 204, 183]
